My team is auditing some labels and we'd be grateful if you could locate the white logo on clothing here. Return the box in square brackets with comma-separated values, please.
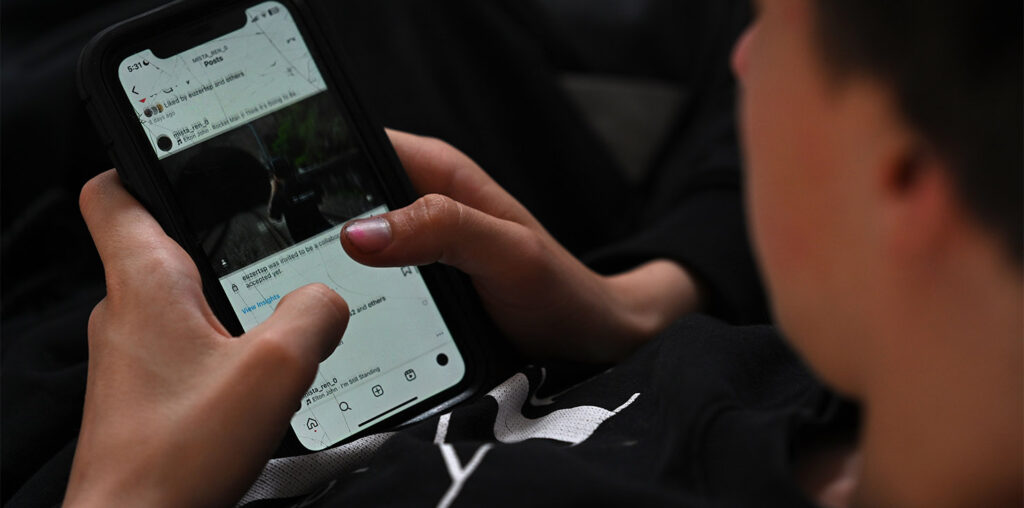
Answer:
[432, 372, 640, 507]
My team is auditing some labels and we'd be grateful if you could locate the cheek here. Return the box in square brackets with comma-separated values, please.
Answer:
[741, 73, 863, 391]
[739, 49, 837, 338]
[735, 0, 867, 395]
[741, 64, 811, 288]
[742, 106, 842, 383]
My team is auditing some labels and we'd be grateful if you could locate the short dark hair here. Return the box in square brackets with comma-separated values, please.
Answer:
[814, 1, 1023, 262]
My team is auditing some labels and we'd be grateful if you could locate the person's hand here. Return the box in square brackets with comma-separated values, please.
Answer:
[64, 171, 349, 508]
[341, 131, 701, 363]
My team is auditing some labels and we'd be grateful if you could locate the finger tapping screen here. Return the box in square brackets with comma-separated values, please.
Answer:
[116, 1, 465, 450]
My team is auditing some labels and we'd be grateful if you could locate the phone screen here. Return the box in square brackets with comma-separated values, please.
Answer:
[115, 1, 466, 451]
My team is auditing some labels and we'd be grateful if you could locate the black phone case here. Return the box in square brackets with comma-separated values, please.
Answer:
[77, 0, 497, 453]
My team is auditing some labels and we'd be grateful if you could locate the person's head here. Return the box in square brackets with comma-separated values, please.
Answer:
[732, 0, 1021, 395]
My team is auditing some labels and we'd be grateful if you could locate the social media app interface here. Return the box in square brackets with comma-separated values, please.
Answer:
[118, 1, 466, 450]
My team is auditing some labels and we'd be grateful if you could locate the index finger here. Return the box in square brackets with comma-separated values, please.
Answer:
[385, 129, 542, 229]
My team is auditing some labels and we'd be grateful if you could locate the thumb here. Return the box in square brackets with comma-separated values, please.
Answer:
[340, 194, 543, 279]
[245, 283, 349, 376]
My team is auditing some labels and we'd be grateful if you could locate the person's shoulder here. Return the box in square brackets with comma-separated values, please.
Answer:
[630, 313, 821, 410]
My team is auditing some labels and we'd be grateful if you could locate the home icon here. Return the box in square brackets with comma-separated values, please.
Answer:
[306, 417, 319, 430]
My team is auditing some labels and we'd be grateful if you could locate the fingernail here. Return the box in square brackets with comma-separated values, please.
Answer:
[343, 217, 392, 253]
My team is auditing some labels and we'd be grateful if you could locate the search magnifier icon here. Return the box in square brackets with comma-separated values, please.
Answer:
[339, 401, 351, 412]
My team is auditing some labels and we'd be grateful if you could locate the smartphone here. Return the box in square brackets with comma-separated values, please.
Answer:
[78, 0, 487, 452]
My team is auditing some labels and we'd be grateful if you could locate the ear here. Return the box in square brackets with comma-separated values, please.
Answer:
[881, 142, 960, 265]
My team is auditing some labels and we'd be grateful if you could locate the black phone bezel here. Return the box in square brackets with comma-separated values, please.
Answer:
[77, 0, 491, 454]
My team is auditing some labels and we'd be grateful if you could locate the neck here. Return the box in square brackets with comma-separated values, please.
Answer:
[855, 252, 1023, 507]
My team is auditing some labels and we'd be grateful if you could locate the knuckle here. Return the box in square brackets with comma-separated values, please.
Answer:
[139, 246, 199, 282]
[502, 227, 551, 285]
[516, 227, 549, 264]
[86, 300, 110, 345]
[104, 246, 201, 303]
[78, 175, 104, 218]
[415, 193, 463, 231]
[248, 334, 314, 378]
[79, 170, 120, 219]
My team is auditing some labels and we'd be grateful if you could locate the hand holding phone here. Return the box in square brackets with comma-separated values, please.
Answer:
[79, 0, 487, 452]
[345, 131, 702, 364]
[66, 171, 349, 507]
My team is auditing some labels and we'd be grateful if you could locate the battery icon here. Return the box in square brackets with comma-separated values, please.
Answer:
[268, 6, 280, 16]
